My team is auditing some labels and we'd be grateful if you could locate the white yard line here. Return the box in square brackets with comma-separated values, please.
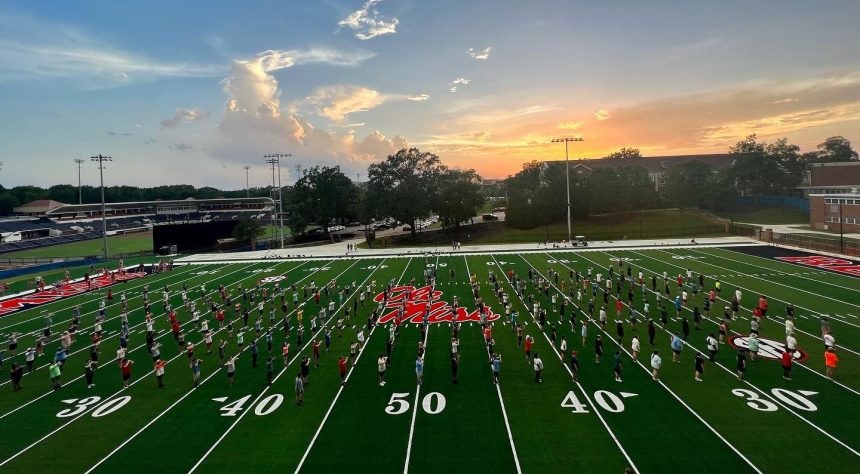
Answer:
[188, 257, 400, 474]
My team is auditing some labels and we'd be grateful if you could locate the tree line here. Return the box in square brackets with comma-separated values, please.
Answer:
[504, 135, 857, 230]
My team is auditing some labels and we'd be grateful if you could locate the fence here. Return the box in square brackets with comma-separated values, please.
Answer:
[736, 195, 810, 211]
[743, 228, 860, 257]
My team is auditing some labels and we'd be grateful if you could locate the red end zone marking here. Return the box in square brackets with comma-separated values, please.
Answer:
[775, 255, 860, 278]
[0, 271, 146, 317]
[373, 285, 501, 324]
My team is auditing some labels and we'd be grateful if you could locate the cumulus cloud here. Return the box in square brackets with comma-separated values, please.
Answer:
[306, 85, 385, 121]
[168, 142, 193, 151]
[449, 77, 471, 93]
[467, 47, 492, 60]
[408, 94, 430, 102]
[161, 108, 210, 129]
[593, 109, 610, 120]
[214, 49, 409, 172]
[338, 0, 399, 40]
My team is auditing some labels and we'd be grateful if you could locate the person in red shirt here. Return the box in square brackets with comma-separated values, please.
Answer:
[676, 274, 683, 289]
[483, 326, 492, 344]
[524, 335, 533, 364]
[313, 339, 321, 367]
[758, 296, 768, 318]
[825, 348, 838, 378]
[120, 358, 134, 388]
[338, 356, 348, 385]
[217, 309, 225, 328]
[615, 299, 623, 318]
[169, 311, 177, 324]
[314, 291, 320, 305]
[171, 321, 181, 341]
[781, 348, 792, 380]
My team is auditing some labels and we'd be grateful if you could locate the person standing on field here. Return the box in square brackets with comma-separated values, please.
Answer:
[825, 348, 838, 378]
[781, 347, 793, 380]
[533, 353, 544, 383]
[650, 351, 661, 381]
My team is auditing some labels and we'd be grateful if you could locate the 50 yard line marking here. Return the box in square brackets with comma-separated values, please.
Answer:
[402, 255, 436, 474]
[189, 257, 394, 474]
[464, 256, 522, 474]
[293, 258, 413, 474]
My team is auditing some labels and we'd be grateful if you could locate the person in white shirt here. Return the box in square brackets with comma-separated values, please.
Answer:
[533, 354, 544, 383]
[650, 351, 662, 381]
[735, 289, 742, 303]
[631, 336, 640, 360]
[823, 332, 835, 350]
[786, 333, 798, 352]
[785, 318, 795, 338]
[706, 333, 719, 361]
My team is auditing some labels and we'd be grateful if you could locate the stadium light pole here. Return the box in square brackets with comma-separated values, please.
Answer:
[243, 165, 251, 198]
[74, 159, 85, 204]
[264, 153, 291, 249]
[91, 154, 113, 260]
[550, 137, 584, 243]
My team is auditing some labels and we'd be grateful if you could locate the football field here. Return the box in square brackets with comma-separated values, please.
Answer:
[1, 245, 859, 473]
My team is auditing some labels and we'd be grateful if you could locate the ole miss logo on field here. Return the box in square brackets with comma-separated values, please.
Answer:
[373, 285, 500, 325]
[727, 335, 809, 362]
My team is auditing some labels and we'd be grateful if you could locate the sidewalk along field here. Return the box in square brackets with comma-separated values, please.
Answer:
[0, 246, 858, 473]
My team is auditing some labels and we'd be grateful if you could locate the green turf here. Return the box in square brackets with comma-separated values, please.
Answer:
[2, 233, 153, 259]
[1, 246, 858, 473]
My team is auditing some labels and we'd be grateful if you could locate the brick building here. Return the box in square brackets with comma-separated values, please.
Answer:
[798, 161, 860, 197]
[809, 194, 860, 233]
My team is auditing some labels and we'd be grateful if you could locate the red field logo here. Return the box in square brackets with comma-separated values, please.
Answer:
[373, 285, 500, 325]
[775, 255, 860, 277]
[727, 335, 808, 362]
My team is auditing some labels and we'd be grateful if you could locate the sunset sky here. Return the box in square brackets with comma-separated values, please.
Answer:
[1, 0, 859, 189]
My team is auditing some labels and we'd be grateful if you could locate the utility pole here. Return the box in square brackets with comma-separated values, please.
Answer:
[90, 154, 113, 259]
[74, 159, 85, 204]
[839, 200, 844, 254]
[295, 164, 303, 183]
[264, 153, 291, 249]
[550, 137, 584, 243]
[243, 165, 251, 198]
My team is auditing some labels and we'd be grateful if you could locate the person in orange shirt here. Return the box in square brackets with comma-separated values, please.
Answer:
[825, 348, 838, 378]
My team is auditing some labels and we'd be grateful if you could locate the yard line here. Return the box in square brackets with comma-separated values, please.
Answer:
[572, 251, 860, 457]
[490, 254, 641, 474]
[0, 262, 275, 412]
[189, 257, 398, 474]
[403, 254, 437, 474]
[293, 258, 413, 474]
[463, 256, 522, 474]
[528, 254, 763, 473]
[635, 249, 860, 363]
[698, 248, 860, 296]
[0, 262, 262, 389]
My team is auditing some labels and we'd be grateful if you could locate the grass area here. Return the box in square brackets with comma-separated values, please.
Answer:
[1, 246, 858, 472]
[364, 210, 725, 248]
[716, 206, 810, 225]
[1, 233, 153, 259]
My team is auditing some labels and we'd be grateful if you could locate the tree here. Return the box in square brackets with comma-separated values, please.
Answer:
[289, 166, 359, 234]
[662, 161, 714, 212]
[434, 169, 485, 231]
[726, 134, 801, 195]
[367, 148, 446, 238]
[232, 217, 265, 250]
[604, 147, 642, 160]
[814, 136, 859, 162]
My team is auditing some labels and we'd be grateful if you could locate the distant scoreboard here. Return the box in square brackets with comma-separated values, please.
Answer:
[152, 221, 239, 253]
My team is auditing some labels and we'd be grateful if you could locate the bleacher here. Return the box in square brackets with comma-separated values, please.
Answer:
[0, 231, 101, 254]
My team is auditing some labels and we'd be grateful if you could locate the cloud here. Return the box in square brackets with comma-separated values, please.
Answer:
[252, 48, 376, 71]
[161, 108, 210, 129]
[593, 109, 610, 120]
[556, 121, 584, 130]
[0, 12, 221, 83]
[338, 0, 399, 40]
[467, 47, 492, 60]
[214, 48, 409, 172]
[408, 94, 430, 102]
[107, 131, 134, 136]
[340, 122, 366, 128]
[168, 142, 193, 151]
[773, 98, 799, 104]
[449, 77, 471, 93]
[306, 85, 385, 121]
[144, 138, 158, 145]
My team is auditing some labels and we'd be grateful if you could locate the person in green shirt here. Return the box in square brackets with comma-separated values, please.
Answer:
[49, 361, 62, 389]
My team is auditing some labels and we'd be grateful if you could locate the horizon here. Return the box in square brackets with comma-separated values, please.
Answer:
[1, 0, 859, 188]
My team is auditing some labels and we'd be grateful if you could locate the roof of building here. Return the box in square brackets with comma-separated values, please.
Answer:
[548, 153, 735, 173]
[12, 199, 67, 214]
